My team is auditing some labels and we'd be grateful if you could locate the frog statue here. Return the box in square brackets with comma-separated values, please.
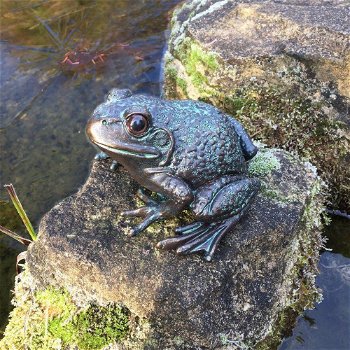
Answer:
[86, 89, 260, 261]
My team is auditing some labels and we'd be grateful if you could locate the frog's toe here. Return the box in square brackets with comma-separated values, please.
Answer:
[157, 222, 213, 252]
[158, 215, 242, 261]
[175, 223, 223, 256]
[136, 188, 159, 206]
[120, 206, 151, 218]
[174, 222, 205, 235]
[94, 151, 110, 160]
[157, 224, 208, 250]
[123, 203, 174, 236]
[110, 160, 119, 171]
[128, 210, 162, 236]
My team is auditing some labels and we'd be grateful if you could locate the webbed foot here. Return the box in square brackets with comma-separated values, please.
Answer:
[121, 205, 163, 236]
[157, 214, 242, 261]
[121, 189, 173, 236]
[158, 176, 260, 261]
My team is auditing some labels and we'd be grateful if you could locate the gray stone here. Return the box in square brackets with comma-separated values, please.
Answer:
[26, 146, 325, 349]
[164, 0, 350, 212]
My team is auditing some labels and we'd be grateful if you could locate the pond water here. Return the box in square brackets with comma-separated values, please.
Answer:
[0, 1, 349, 348]
[278, 217, 350, 350]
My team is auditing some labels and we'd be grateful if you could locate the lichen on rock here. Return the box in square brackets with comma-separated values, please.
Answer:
[248, 147, 281, 178]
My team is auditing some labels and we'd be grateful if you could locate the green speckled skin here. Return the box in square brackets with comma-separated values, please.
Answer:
[86, 89, 260, 261]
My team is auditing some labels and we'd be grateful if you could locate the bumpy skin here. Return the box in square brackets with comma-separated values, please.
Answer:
[86, 89, 260, 261]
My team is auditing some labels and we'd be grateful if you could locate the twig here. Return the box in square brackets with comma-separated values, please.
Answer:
[0, 225, 31, 246]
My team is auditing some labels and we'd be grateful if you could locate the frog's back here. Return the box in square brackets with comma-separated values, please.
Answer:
[164, 100, 247, 187]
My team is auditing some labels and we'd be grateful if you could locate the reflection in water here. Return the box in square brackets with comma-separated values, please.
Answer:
[1, 0, 170, 129]
[279, 216, 350, 350]
[0, 0, 180, 226]
[0, 0, 180, 334]
[1, 0, 179, 222]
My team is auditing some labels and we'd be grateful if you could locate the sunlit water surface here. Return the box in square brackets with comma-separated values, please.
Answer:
[0, 1, 349, 348]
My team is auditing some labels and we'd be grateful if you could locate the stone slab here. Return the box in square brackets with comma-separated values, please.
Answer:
[27, 147, 325, 349]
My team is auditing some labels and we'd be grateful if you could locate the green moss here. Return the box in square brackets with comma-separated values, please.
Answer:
[164, 66, 179, 99]
[176, 77, 188, 96]
[36, 288, 76, 317]
[221, 84, 347, 159]
[179, 38, 218, 71]
[172, 336, 185, 346]
[255, 175, 326, 349]
[164, 63, 189, 99]
[248, 149, 306, 205]
[260, 187, 281, 200]
[66, 304, 129, 350]
[1, 274, 130, 350]
[166, 66, 177, 79]
[178, 38, 219, 94]
[221, 85, 348, 210]
[255, 307, 299, 350]
[248, 150, 281, 177]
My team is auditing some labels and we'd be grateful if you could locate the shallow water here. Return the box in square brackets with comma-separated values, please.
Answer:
[0, 0, 349, 347]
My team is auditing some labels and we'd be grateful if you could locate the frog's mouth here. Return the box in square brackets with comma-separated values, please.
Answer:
[92, 140, 160, 159]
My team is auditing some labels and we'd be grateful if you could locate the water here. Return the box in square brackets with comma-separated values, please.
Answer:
[279, 217, 350, 350]
[0, 1, 349, 348]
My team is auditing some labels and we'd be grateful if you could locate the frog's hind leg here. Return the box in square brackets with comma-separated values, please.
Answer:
[158, 176, 260, 261]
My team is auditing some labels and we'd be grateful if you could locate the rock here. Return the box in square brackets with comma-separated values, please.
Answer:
[14, 146, 327, 349]
[164, 0, 350, 212]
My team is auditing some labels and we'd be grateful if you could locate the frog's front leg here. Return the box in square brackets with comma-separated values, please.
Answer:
[135, 188, 167, 206]
[121, 172, 193, 236]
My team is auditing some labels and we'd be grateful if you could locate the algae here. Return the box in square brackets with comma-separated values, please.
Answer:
[170, 37, 220, 97]
[164, 64, 188, 99]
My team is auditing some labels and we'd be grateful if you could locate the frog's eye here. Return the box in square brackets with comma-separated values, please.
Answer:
[125, 113, 149, 136]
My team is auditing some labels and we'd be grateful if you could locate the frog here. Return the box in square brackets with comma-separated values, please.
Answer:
[86, 89, 260, 261]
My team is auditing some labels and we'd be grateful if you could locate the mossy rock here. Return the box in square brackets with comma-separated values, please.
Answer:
[0, 144, 326, 349]
[0, 272, 131, 350]
[163, 0, 350, 212]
